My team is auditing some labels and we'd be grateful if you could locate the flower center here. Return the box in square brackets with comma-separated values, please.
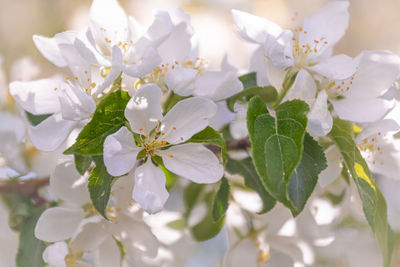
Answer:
[292, 26, 329, 70]
[138, 58, 209, 90]
[358, 132, 387, 166]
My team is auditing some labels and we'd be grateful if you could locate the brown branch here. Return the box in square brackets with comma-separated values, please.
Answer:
[207, 137, 250, 154]
[0, 177, 50, 205]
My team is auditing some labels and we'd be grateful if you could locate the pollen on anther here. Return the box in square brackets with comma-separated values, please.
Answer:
[90, 82, 96, 88]
[180, 137, 184, 141]
[173, 127, 176, 130]
[139, 128, 143, 132]
[168, 154, 173, 158]
[65, 76, 70, 80]
[161, 132, 165, 136]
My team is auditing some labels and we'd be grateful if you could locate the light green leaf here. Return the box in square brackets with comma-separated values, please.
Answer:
[247, 96, 309, 208]
[64, 90, 130, 156]
[88, 156, 116, 219]
[212, 177, 230, 222]
[225, 156, 276, 214]
[16, 207, 46, 267]
[288, 133, 327, 216]
[186, 126, 227, 164]
[74, 155, 92, 175]
[328, 118, 394, 267]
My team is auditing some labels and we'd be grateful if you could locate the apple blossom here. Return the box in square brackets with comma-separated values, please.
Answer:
[104, 83, 224, 213]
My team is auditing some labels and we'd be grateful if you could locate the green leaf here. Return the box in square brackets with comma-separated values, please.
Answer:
[25, 111, 51, 126]
[288, 133, 327, 216]
[88, 156, 116, 219]
[16, 207, 46, 267]
[227, 86, 278, 112]
[191, 192, 225, 241]
[239, 72, 258, 89]
[328, 118, 394, 267]
[74, 155, 92, 175]
[186, 126, 227, 164]
[64, 90, 130, 156]
[247, 96, 309, 208]
[212, 177, 230, 221]
[184, 182, 205, 217]
[225, 156, 276, 214]
[167, 218, 187, 230]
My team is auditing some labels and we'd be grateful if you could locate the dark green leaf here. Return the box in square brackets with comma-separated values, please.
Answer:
[239, 72, 258, 89]
[328, 118, 394, 267]
[64, 90, 130, 156]
[227, 86, 278, 112]
[16, 207, 46, 267]
[288, 133, 327, 216]
[88, 156, 116, 219]
[186, 126, 227, 164]
[225, 156, 276, 214]
[212, 177, 230, 221]
[247, 96, 309, 208]
[25, 111, 51, 126]
[74, 155, 92, 175]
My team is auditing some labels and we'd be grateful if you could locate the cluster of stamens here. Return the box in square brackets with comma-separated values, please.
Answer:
[325, 74, 356, 99]
[358, 132, 388, 166]
[138, 120, 181, 158]
[138, 57, 209, 90]
[291, 26, 329, 68]
[53, 70, 95, 96]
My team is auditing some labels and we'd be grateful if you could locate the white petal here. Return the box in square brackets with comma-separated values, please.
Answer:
[318, 145, 342, 188]
[310, 54, 357, 80]
[265, 58, 287, 92]
[59, 84, 96, 121]
[111, 212, 159, 258]
[157, 21, 192, 63]
[32, 31, 77, 67]
[29, 114, 77, 151]
[194, 61, 243, 101]
[103, 127, 139, 176]
[160, 97, 217, 144]
[122, 47, 161, 78]
[133, 160, 169, 214]
[10, 79, 62, 115]
[93, 237, 121, 267]
[209, 101, 236, 131]
[345, 50, 400, 98]
[42, 242, 68, 267]
[164, 67, 197, 96]
[35, 207, 84, 242]
[331, 97, 394, 123]
[89, 0, 128, 46]
[249, 46, 270, 87]
[50, 161, 90, 207]
[70, 216, 108, 252]
[0, 112, 25, 142]
[231, 9, 282, 44]
[356, 119, 400, 143]
[300, 1, 349, 57]
[265, 30, 294, 69]
[307, 90, 333, 136]
[124, 84, 163, 134]
[93, 46, 123, 95]
[285, 69, 316, 106]
[161, 143, 224, 184]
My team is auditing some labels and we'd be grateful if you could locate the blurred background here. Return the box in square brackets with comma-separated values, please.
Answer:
[1, 0, 400, 76]
[1, 0, 400, 266]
